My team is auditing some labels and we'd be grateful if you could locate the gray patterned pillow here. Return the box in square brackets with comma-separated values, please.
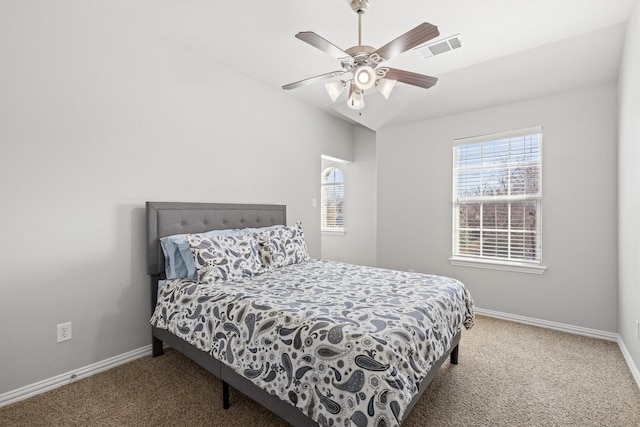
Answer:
[259, 222, 310, 269]
[187, 232, 263, 283]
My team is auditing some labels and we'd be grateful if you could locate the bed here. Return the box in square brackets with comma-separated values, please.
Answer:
[146, 201, 474, 426]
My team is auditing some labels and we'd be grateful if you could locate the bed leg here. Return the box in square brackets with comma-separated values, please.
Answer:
[450, 344, 459, 365]
[152, 336, 164, 357]
[223, 381, 230, 410]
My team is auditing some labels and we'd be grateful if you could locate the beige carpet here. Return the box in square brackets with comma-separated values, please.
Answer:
[2, 315, 639, 427]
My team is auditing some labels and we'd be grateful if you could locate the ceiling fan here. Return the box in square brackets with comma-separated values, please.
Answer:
[282, 0, 440, 110]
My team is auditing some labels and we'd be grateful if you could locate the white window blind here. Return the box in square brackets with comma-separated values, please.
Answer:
[321, 167, 344, 232]
[452, 127, 543, 269]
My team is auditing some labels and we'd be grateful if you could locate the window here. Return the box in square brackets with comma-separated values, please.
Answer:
[321, 167, 344, 233]
[451, 127, 545, 274]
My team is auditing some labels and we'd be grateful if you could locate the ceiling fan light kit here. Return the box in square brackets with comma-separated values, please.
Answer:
[348, 85, 365, 109]
[325, 80, 346, 102]
[354, 65, 377, 90]
[376, 78, 396, 100]
[282, 0, 441, 110]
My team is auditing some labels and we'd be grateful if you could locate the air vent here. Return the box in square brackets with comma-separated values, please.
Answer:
[416, 34, 463, 59]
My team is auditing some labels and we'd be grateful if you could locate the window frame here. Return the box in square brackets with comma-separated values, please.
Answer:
[321, 167, 345, 234]
[450, 126, 546, 274]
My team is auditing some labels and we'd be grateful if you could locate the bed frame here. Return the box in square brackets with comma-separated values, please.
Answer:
[146, 201, 461, 426]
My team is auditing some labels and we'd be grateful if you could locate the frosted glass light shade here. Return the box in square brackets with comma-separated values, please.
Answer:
[347, 89, 365, 110]
[353, 66, 376, 91]
[376, 78, 397, 100]
[325, 80, 346, 102]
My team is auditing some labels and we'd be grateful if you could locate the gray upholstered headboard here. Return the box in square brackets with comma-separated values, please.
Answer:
[146, 202, 287, 277]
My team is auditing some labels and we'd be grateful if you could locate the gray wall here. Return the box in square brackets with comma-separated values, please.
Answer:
[1, 0, 635, 399]
[321, 126, 377, 267]
[0, 2, 354, 394]
[618, 1, 640, 376]
[376, 84, 619, 333]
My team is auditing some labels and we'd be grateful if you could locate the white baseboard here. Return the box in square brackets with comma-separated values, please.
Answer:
[617, 336, 640, 390]
[475, 307, 640, 390]
[0, 345, 152, 408]
[474, 307, 618, 341]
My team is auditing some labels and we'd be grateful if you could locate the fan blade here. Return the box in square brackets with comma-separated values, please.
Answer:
[295, 32, 350, 59]
[378, 68, 438, 89]
[282, 71, 345, 90]
[372, 23, 439, 62]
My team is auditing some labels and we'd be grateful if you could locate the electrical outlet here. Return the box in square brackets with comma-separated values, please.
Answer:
[57, 322, 72, 343]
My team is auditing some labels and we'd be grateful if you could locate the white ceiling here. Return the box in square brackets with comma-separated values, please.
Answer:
[86, 0, 637, 130]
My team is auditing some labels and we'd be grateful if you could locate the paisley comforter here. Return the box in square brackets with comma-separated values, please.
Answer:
[151, 259, 475, 427]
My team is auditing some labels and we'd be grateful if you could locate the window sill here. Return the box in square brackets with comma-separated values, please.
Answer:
[449, 257, 547, 275]
[322, 229, 345, 236]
